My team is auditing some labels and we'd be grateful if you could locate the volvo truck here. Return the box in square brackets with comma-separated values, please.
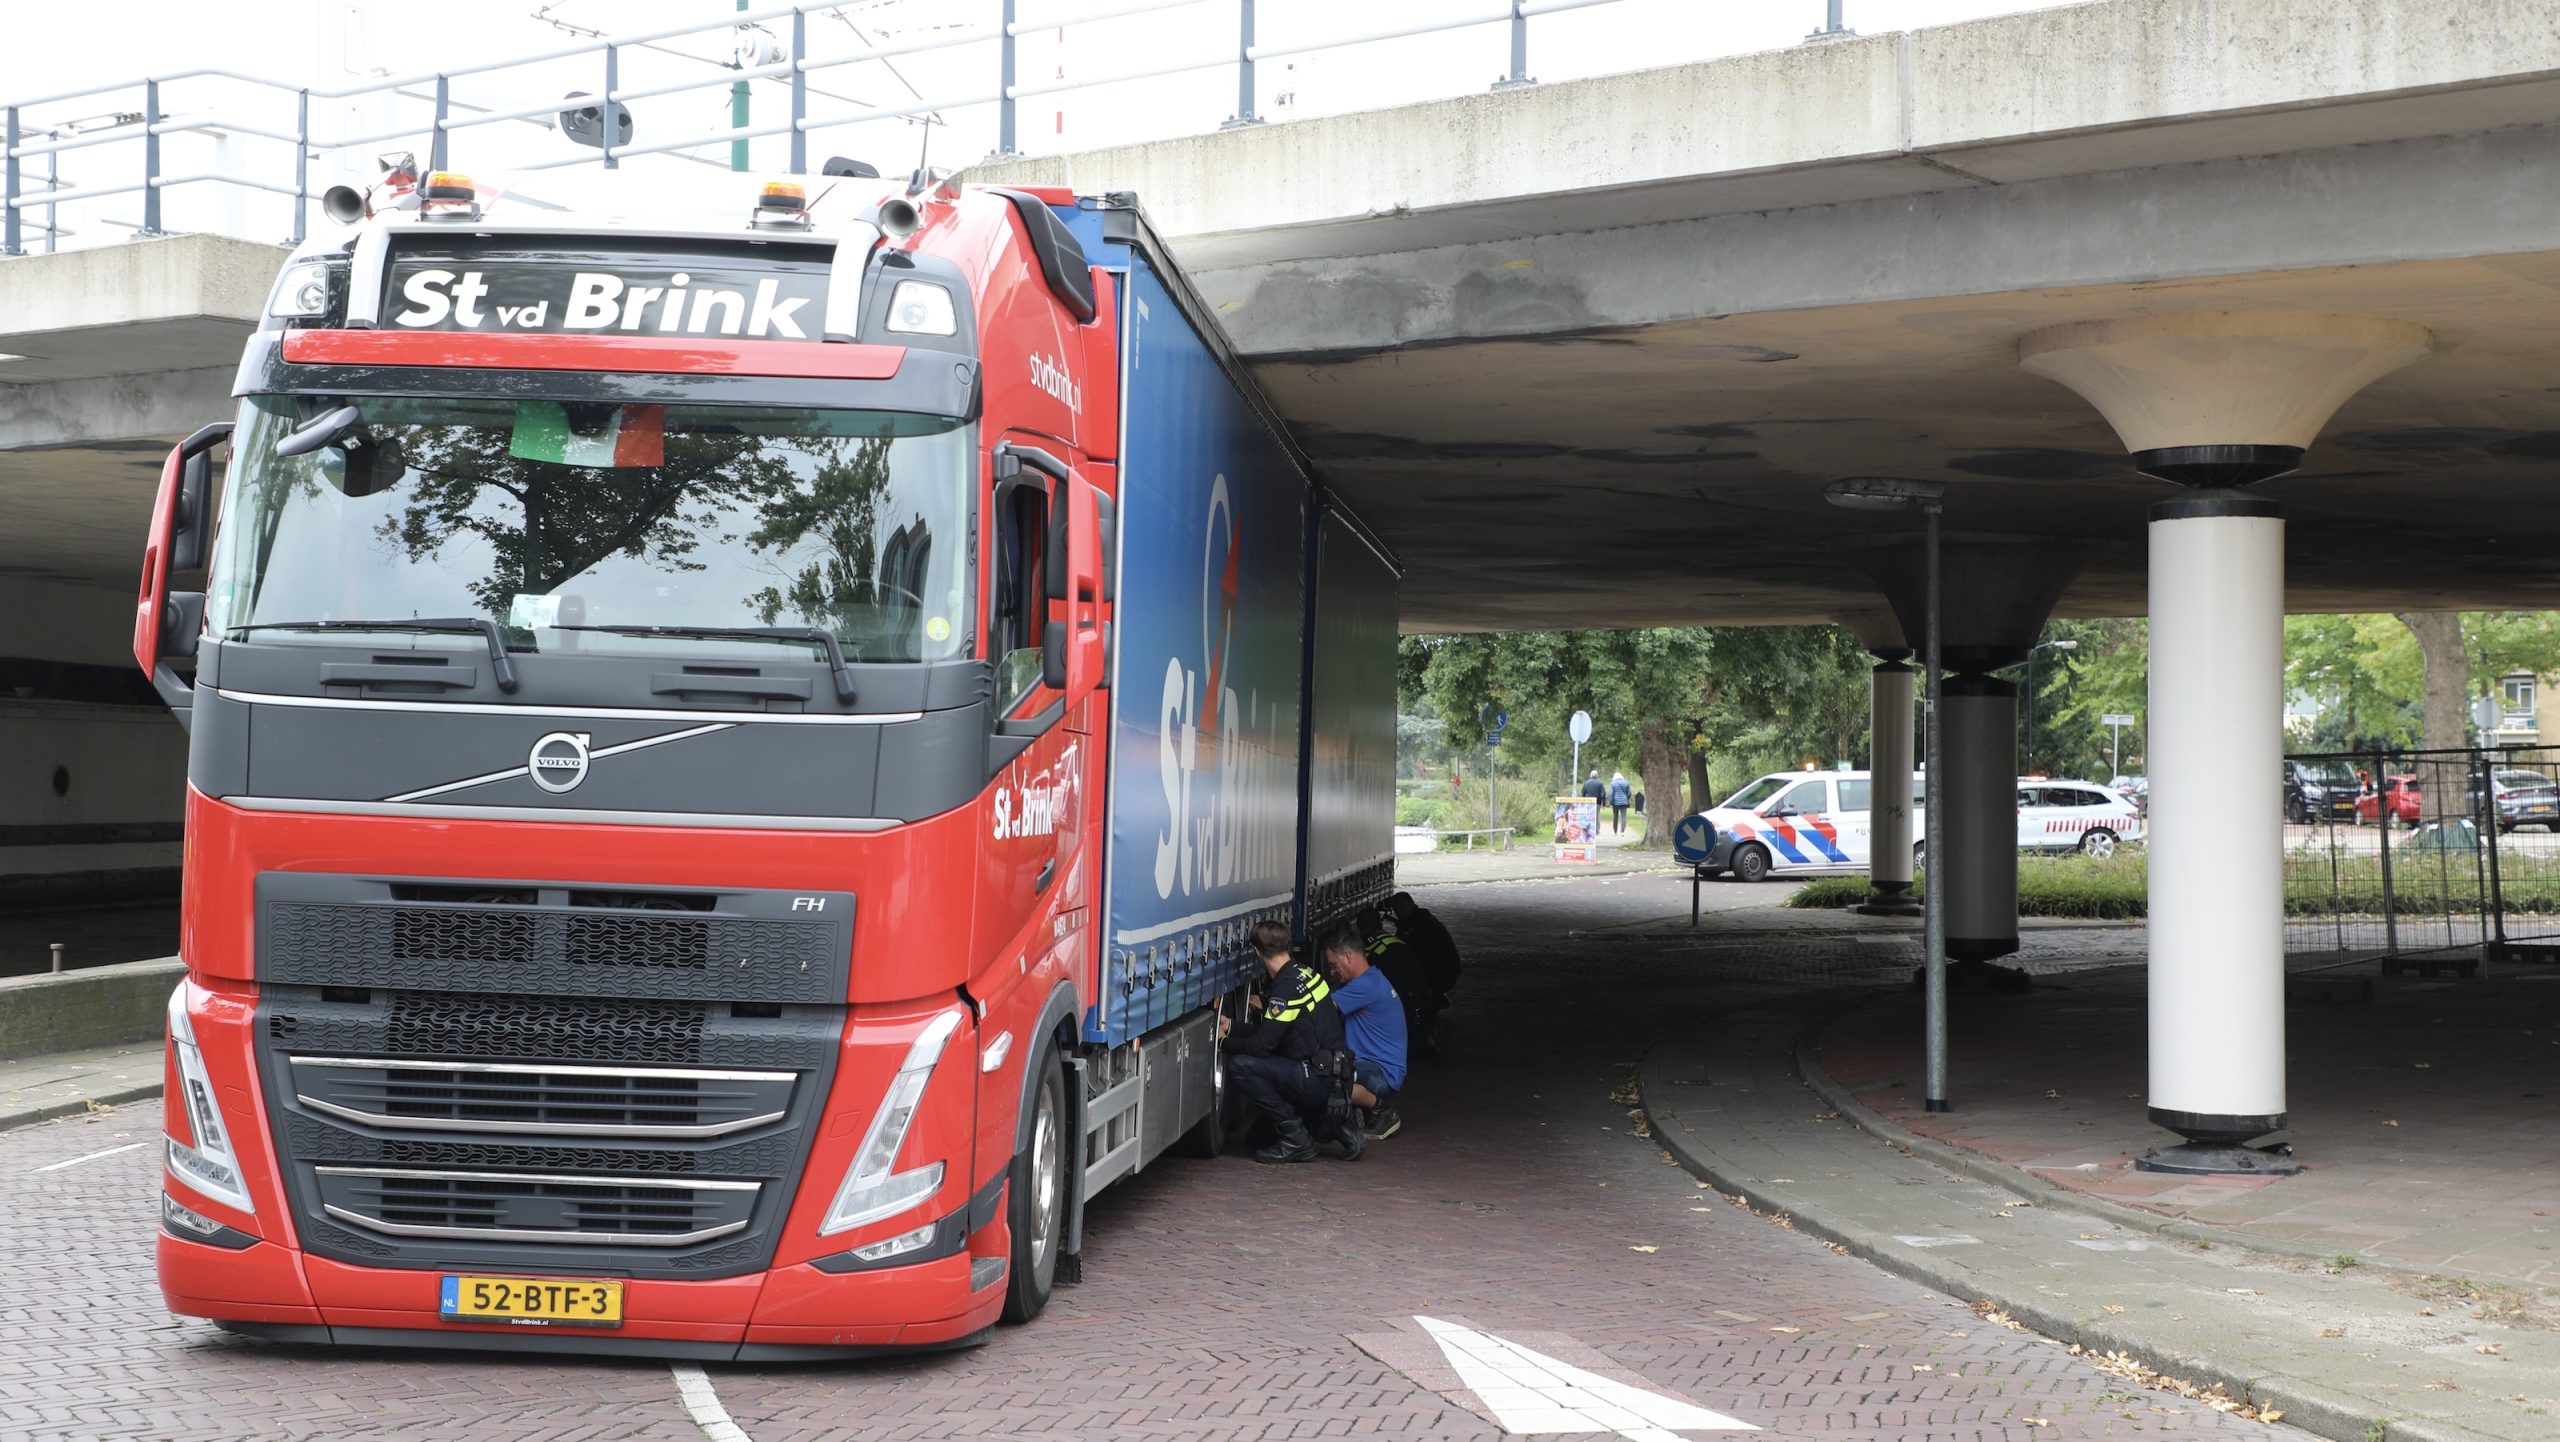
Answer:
[133, 169, 1398, 1358]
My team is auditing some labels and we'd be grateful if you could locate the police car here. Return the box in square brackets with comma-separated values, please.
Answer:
[2013, 779, 2145, 857]
[1691, 769, 2140, 882]
[1693, 769, 1918, 883]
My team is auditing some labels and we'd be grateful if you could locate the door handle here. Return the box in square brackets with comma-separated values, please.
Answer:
[1034, 858, 1056, 895]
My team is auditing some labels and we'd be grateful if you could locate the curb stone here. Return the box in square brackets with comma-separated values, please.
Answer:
[1792, 992, 2460, 1289]
[1641, 999, 2522, 1442]
[3, 1080, 164, 1133]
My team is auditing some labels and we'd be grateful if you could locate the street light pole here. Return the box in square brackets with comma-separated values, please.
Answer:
[1828, 477, 1951, 1112]
[1920, 498, 1947, 1112]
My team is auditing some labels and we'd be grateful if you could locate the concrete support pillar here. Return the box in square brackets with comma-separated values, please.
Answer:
[1941, 676, 2018, 962]
[2022, 309, 2432, 1173]
[2146, 493, 2287, 1157]
[1849, 539, 2090, 975]
[1857, 655, 1920, 916]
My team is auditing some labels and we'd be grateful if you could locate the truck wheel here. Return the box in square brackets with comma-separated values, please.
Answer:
[1001, 1045, 1067, 1325]
[1172, 1041, 1227, 1159]
[2078, 828, 2118, 859]
[1731, 844, 1772, 884]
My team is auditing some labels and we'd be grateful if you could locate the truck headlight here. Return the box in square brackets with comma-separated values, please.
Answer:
[267, 260, 333, 318]
[820, 1009, 965, 1236]
[884, 280, 956, 337]
[166, 985, 255, 1214]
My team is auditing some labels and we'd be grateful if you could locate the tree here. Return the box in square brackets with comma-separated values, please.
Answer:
[1398, 624, 1876, 848]
[1401, 629, 1713, 848]
[2282, 612, 2560, 756]
[2035, 618, 2148, 781]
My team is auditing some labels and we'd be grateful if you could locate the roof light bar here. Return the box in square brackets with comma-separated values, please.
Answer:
[751, 181, 812, 231]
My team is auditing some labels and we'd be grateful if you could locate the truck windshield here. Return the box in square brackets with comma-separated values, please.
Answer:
[205, 395, 975, 664]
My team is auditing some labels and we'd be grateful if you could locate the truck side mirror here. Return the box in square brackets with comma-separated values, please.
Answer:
[1039, 476, 1104, 698]
[136, 422, 233, 724]
[168, 431, 225, 571]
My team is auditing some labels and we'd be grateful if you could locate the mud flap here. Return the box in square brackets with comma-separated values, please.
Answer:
[1059, 1052, 1089, 1285]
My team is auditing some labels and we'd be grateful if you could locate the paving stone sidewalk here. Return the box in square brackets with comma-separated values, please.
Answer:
[0, 1039, 164, 1131]
[1820, 959, 2560, 1292]
[1645, 995, 2560, 1442]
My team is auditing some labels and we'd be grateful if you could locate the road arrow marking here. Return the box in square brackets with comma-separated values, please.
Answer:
[1416, 1315, 1755, 1438]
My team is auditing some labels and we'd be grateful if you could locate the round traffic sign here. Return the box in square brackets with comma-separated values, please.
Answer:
[1672, 813, 1718, 865]
[1568, 710, 1593, 744]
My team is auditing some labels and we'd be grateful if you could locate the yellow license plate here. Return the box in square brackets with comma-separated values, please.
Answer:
[440, 1274, 622, 1328]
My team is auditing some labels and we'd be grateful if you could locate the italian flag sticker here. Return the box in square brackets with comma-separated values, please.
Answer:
[509, 401, 667, 467]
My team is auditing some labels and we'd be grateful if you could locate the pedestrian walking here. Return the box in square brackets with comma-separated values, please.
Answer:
[1607, 772, 1632, 835]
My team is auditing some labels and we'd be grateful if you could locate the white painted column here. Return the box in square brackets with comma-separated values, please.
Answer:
[2146, 495, 2288, 1151]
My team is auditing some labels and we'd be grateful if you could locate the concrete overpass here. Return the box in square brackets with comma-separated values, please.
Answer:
[980, 0, 2560, 634]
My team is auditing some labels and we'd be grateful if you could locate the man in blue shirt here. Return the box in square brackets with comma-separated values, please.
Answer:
[1320, 925, 1408, 1141]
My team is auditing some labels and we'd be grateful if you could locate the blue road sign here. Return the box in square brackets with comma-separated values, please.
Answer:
[1673, 813, 1719, 866]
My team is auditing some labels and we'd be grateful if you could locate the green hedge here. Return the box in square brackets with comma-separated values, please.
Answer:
[1785, 848, 2560, 920]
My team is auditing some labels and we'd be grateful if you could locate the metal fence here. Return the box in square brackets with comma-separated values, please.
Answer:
[2281, 746, 2560, 973]
[1, 0, 1659, 256]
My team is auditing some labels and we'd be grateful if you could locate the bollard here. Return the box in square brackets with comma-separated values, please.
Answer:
[50, 942, 65, 974]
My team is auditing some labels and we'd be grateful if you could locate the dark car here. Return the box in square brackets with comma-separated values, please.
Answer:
[2481, 767, 2560, 832]
[2283, 759, 2362, 824]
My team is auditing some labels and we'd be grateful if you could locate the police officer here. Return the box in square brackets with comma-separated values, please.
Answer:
[1221, 920, 1361, 1163]
[1360, 906, 1440, 1063]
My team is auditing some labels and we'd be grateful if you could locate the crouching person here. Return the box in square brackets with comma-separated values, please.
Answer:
[1322, 924, 1408, 1142]
[1222, 920, 1362, 1163]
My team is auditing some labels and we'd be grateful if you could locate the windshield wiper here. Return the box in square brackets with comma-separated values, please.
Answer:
[229, 617, 520, 693]
[550, 625, 857, 703]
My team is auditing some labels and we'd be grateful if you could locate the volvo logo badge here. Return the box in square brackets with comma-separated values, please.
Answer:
[529, 731, 593, 793]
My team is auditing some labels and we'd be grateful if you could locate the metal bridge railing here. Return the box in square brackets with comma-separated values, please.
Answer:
[1, 0, 1647, 257]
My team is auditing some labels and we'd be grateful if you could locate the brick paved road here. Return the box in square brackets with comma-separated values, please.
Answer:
[0, 875, 2293, 1441]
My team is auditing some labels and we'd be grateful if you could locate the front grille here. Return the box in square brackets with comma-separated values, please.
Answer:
[385, 991, 710, 1064]
[256, 873, 854, 1006]
[255, 870, 851, 1280]
[315, 1166, 760, 1246]
[289, 1056, 795, 1137]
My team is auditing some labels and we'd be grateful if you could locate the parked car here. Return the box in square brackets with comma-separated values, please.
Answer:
[2017, 780, 2146, 857]
[2109, 774, 2148, 811]
[1696, 769, 1920, 883]
[2482, 767, 2560, 832]
[2283, 758, 2362, 824]
[1695, 769, 2140, 882]
[2354, 774, 2422, 827]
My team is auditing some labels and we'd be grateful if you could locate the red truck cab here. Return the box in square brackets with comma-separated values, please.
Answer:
[135, 170, 1396, 1358]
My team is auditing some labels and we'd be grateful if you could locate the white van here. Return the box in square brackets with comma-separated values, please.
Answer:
[1696, 769, 2143, 881]
[1698, 769, 1920, 884]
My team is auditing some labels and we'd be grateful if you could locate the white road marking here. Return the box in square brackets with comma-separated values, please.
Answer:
[670, 1364, 755, 1442]
[1892, 1233, 1981, 1248]
[1416, 1316, 1756, 1438]
[36, 1141, 149, 1173]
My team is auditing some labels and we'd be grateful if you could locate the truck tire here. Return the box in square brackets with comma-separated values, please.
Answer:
[1171, 1036, 1228, 1159]
[1001, 1044, 1067, 1325]
[2077, 828, 2118, 859]
[1731, 844, 1772, 884]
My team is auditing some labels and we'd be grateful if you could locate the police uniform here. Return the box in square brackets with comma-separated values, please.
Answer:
[1225, 958, 1354, 1163]
[1366, 930, 1438, 1055]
